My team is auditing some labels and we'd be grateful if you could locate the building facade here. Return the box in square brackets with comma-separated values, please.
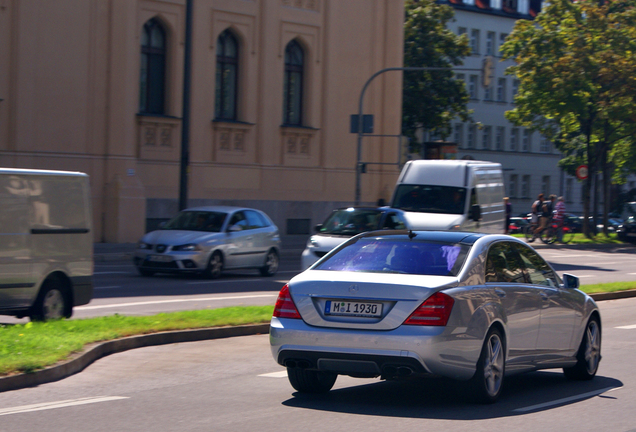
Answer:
[436, 0, 585, 217]
[0, 0, 405, 242]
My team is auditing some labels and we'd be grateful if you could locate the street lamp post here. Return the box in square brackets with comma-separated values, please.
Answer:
[179, 0, 193, 211]
[354, 66, 481, 205]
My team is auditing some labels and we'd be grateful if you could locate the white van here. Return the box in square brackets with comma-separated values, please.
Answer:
[0, 168, 93, 320]
[390, 160, 505, 233]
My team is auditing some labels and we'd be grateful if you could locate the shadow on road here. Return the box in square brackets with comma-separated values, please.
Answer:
[282, 371, 622, 419]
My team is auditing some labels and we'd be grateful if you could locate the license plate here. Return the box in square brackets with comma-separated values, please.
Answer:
[325, 300, 382, 317]
[148, 255, 173, 262]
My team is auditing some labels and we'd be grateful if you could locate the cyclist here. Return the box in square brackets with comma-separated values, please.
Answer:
[553, 196, 566, 241]
[533, 194, 555, 240]
[527, 193, 544, 242]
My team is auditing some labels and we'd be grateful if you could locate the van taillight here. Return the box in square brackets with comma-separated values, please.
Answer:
[404, 292, 454, 326]
[273, 284, 301, 319]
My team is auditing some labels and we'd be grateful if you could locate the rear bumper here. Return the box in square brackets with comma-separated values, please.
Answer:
[270, 317, 480, 380]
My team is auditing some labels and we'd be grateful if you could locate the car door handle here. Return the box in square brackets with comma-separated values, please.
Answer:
[494, 289, 506, 298]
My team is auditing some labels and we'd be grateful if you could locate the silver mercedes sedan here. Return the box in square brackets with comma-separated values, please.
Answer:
[270, 230, 601, 403]
[134, 206, 281, 278]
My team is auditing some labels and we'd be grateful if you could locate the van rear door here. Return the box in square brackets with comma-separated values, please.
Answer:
[0, 174, 35, 309]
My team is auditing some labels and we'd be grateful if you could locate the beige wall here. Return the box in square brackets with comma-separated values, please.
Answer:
[0, 0, 404, 242]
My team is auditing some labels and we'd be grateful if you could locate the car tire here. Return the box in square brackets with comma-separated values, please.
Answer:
[30, 278, 71, 322]
[563, 316, 601, 380]
[287, 367, 337, 394]
[470, 326, 505, 403]
[203, 252, 223, 279]
[137, 268, 155, 277]
[259, 249, 279, 277]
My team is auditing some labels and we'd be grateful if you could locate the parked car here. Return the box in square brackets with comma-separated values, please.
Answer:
[617, 202, 636, 242]
[508, 216, 528, 234]
[133, 206, 281, 278]
[271, 230, 601, 403]
[301, 207, 408, 270]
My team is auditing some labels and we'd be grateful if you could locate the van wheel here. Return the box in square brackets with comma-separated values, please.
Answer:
[31, 279, 71, 321]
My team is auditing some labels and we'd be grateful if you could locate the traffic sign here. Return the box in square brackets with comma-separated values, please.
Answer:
[576, 165, 588, 180]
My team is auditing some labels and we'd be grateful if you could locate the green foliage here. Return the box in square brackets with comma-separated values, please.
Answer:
[501, 0, 636, 235]
[402, 0, 471, 142]
[0, 306, 273, 376]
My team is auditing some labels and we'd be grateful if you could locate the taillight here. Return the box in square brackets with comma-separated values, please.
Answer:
[273, 284, 301, 319]
[403, 292, 454, 326]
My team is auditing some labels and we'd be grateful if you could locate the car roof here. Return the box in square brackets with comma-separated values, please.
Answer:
[356, 230, 489, 245]
[180, 206, 257, 213]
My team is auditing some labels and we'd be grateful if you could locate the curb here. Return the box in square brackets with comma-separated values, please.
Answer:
[2, 289, 635, 394]
[0, 323, 270, 394]
[93, 249, 303, 262]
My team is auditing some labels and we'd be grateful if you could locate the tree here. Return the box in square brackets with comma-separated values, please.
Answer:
[501, 0, 636, 237]
[402, 0, 472, 147]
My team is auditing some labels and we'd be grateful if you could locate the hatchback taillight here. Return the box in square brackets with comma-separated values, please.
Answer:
[273, 284, 301, 319]
[403, 292, 454, 326]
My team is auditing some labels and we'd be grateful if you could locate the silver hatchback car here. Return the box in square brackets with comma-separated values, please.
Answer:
[134, 206, 281, 278]
[270, 230, 601, 403]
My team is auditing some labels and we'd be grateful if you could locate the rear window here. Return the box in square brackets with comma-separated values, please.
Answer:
[313, 237, 470, 276]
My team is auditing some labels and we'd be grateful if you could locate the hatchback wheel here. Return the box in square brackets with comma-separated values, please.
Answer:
[470, 327, 505, 403]
[564, 316, 601, 380]
[287, 367, 337, 394]
[259, 249, 279, 277]
[203, 252, 223, 279]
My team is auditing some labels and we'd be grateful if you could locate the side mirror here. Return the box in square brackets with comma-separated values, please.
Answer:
[315, 224, 323, 232]
[563, 273, 580, 289]
[228, 224, 242, 233]
[470, 204, 481, 222]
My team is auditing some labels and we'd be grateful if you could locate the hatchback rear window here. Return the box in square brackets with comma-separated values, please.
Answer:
[313, 237, 470, 276]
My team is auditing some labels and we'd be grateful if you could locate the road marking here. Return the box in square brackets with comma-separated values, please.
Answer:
[259, 371, 288, 378]
[94, 272, 133, 275]
[512, 386, 619, 413]
[576, 275, 595, 278]
[76, 294, 278, 310]
[629, 273, 636, 275]
[0, 396, 129, 417]
[616, 324, 636, 329]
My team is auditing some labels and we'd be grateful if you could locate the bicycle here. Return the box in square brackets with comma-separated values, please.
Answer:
[523, 221, 538, 242]
[540, 220, 574, 244]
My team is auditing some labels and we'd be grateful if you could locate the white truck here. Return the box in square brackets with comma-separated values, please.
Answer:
[390, 159, 505, 233]
[0, 168, 93, 321]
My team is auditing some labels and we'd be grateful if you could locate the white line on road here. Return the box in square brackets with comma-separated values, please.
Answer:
[629, 273, 636, 275]
[259, 371, 288, 378]
[94, 272, 133, 275]
[616, 324, 636, 329]
[576, 275, 595, 278]
[0, 396, 129, 417]
[76, 294, 278, 310]
[512, 386, 619, 413]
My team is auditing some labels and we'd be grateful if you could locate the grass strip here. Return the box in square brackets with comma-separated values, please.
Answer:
[0, 306, 273, 377]
[511, 233, 625, 244]
[580, 281, 636, 295]
[1, 278, 635, 378]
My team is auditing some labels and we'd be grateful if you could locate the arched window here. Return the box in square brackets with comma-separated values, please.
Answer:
[283, 40, 304, 126]
[140, 18, 166, 114]
[215, 30, 239, 121]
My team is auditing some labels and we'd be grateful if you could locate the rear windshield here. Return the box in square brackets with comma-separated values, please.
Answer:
[313, 237, 470, 276]
[392, 185, 467, 215]
[318, 209, 383, 235]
